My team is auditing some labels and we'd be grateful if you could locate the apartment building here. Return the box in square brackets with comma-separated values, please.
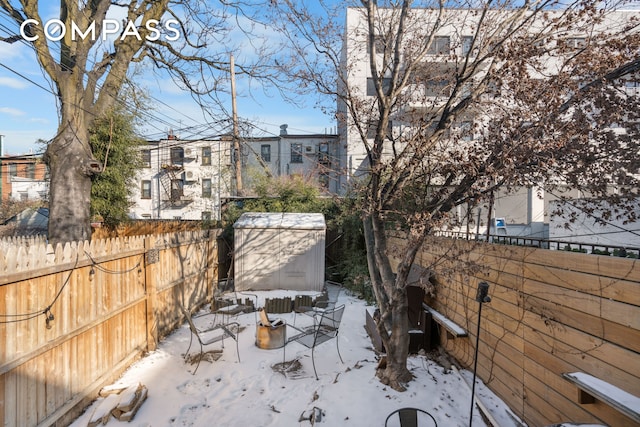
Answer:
[129, 134, 233, 221]
[241, 124, 341, 194]
[129, 127, 340, 221]
[338, 7, 639, 239]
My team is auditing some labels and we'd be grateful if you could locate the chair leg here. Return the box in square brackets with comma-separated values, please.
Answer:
[185, 333, 194, 361]
[311, 345, 319, 380]
[192, 341, 204, 375]
[234, 333, 241, 363]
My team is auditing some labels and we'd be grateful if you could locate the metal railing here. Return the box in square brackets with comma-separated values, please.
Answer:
[435, 230, 640, 258]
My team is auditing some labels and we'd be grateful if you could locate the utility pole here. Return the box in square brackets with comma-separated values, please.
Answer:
[230, 53, 243, 196]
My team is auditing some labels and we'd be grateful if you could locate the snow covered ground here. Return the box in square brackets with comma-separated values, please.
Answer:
[70, 286, 528, 427]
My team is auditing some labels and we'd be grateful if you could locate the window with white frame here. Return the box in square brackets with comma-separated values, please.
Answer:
[170, 147, 184, 166]
[425, 79, 451, 97]
[141, 180, 152, 199]
[461, 36, 474, 56]
[427, 36, 450, 55]
[460, 121, 474, 141]
[141, 150, 151, 167]
[261, 144, 271, 162]
[366, 34, 387, 54]
[201, 147, 211, 165]
[367, 77, 392, 96]
[558, 37, 586, 50]
[202, 178, 212, 198]
[291, 143, 303, 163]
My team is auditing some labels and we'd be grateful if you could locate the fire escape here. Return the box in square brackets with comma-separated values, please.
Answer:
[159, 144, 195, 207]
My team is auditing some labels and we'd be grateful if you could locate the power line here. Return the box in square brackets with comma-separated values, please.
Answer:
[0, 9, 204, 136]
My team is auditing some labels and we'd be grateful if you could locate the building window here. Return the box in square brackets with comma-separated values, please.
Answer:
[291, 143, 303, 163]
[8, 163, 17, 178]
[460, 121, 473, 141]
[461, 36, 474, 56]
[202, 178, 212, 198]
[319, 174, 329, 189]
[141, 150, 151, 167]
[201, 147, 211, 165]
[367, 77, 392, 96]
[367, 34, 387, 54]
[170, 147, 184, 166]
[171, 179, 184, 199]
[261, 144, 271, 162]
[141, 180, 152, 199]
[318, 143, 329, 165]
[202, 211, 212, 221]
[27, 163, 35, 179]
[425, 79, 451, 97]
[427, 36, 450, 55]
[559, 37, 586, 50]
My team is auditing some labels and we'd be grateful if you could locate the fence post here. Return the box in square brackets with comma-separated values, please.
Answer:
[144, 236, 158, 351]
[208, 231, 221, 300]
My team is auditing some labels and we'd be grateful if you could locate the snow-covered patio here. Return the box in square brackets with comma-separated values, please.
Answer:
[70, 285, 524, 427]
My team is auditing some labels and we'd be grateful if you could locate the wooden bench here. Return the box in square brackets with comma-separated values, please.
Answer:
[423, 304, 468, 338]
[563, 372, 640, 423]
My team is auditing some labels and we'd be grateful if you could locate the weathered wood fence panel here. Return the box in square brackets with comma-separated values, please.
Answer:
[0, 230, 220, 427]
[389, 235, 640, 427]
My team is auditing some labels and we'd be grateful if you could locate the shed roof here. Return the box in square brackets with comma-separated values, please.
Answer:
[233, 212, 325, 230]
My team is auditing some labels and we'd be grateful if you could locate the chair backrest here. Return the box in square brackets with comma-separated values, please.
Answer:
[179, 305, 203, 343]
[317, 304, 345, 331]
[384, 407, 437, 427]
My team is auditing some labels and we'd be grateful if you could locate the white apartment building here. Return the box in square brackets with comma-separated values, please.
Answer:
[241, 124, 341, 194]
[338, 7, 639, 240]
[129, 134, 233, 221]
[129, 128, 340, 221]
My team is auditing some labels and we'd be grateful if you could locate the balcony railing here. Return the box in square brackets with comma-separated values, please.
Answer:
[435, 230, 640, 258]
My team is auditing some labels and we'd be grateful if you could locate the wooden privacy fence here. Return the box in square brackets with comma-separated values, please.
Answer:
[388, 234, 640, 427]
[0, 230, 220, 427]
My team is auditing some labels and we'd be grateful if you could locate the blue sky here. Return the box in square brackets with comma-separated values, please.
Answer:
[0, 4, 338, 156]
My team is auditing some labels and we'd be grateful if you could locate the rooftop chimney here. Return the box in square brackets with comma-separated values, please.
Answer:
[279, 124, 288, 136]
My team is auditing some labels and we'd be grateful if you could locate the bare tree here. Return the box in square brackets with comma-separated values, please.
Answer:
[269, 0, 640, 390]
[0, 0, 273, 244]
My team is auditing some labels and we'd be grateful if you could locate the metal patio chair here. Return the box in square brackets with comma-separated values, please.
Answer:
[179, 304, 240, 375]
[285, 304, 345, 380]
[293, 281, 343, 326]
[384, 408, 437, 427]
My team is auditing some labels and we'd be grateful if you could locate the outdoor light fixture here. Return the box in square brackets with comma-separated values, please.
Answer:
[469, 281, 491, 427]
[44, 308, 55, 329]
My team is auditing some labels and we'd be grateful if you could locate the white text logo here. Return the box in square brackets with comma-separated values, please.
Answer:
[20, 19, 181, 42]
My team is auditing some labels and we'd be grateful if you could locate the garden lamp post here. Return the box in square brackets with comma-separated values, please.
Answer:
[469, 281, 491, 427]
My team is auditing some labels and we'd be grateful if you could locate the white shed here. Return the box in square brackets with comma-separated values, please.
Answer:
[233, 212, 326, 292]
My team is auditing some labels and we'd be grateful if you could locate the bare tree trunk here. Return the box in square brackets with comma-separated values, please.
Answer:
[45, 116, 101, 244]
[363, 214, 413, 390]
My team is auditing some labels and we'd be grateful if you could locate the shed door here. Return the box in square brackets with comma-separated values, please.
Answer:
[279, 230, 316, 290]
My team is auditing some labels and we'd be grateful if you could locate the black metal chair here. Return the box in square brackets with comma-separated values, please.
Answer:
[285, 304, 345, 380]
[179, 304, 240, 375]
[293, 281, 343, 326]
[384, 408, 437, 427]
